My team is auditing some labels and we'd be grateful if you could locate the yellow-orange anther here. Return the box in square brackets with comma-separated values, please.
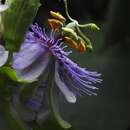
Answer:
[50, 11, 66, 23]
[48, 19, 63, 31]
[77, 40, 86, 53]
[64, 36, 78, 50]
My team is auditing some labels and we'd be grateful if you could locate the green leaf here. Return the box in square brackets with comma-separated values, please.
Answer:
[2, 0, 40, 51]
[0, 66, 29, 82]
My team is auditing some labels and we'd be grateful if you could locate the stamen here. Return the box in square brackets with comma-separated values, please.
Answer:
[77, 40, 86, 53]
[50, 11, 66, 23]
[63, 36, 78, 50]
[48, 19, 63, 31]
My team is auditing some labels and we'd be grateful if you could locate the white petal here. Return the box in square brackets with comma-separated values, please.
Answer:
[13, 43, 45, 69]
[55, 61, 76, 103]
[0, 44, 5, 51]
[0, 45, 8, 67]
[16, 53, 50, 81]
[0, 4, 9, 12]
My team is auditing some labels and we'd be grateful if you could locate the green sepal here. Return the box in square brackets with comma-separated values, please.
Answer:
[0, 66, 31, 83]
[2, 0, 41, 52]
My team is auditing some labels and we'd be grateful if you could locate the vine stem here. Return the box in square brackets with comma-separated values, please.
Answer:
[63, 0, 94, 29]
[47, 60, 71, 129]
[64, 0, 75, 22]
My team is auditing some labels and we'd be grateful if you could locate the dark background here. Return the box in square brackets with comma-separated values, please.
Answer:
[36, 0, 130, 130]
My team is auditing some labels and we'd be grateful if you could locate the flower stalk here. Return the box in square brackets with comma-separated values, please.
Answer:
[47, 60, 72, 129]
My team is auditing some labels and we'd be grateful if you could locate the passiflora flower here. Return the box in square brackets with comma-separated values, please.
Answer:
[13, 23, 102, 103]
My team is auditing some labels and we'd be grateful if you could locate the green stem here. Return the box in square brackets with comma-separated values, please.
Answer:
[48, 61, 71, 129]
[50, 83, 71, 129]
[64, 0, 75, 22]
[64, 0, 98, 31]
[78, 24, 92, 28]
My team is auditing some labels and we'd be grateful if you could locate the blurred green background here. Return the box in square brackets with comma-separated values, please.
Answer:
[1, 0, 130, 130]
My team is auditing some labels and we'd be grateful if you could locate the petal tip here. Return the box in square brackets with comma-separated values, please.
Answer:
[67, 96, 76, 103]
